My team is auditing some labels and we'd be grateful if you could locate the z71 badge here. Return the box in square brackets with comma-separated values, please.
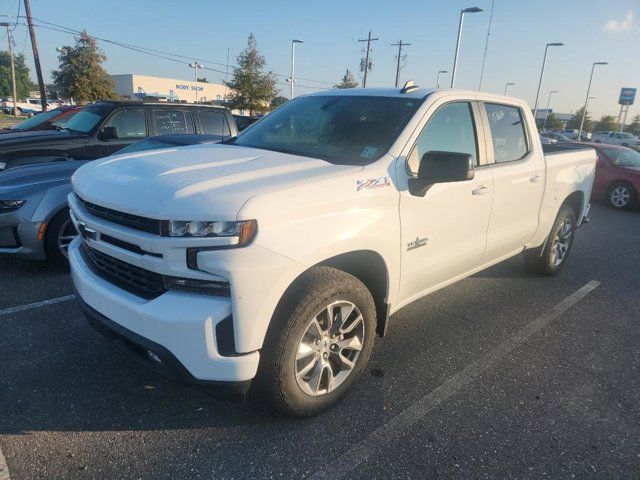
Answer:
[407, 236, 428, 251]
[357, 177, 390, 191]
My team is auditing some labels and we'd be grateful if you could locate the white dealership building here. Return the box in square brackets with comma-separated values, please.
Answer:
[110, 74, 230, 104]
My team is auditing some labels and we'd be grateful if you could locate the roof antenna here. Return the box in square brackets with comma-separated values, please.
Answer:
[400, 80, 419, 94]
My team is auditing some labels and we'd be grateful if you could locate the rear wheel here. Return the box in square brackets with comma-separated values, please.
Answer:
[256, 266, 376, 417]
[607, 182, 635, 210]
[44, 209, 77, 265]
[524, 205, 576, 276]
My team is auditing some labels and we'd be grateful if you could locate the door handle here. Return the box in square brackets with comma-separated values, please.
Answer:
[472, 186, 491, 195]
[530, 174, 543, 183]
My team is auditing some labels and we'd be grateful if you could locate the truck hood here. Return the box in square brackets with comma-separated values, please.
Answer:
[0, 129, 87, 150]
[72, 143, 361, 219]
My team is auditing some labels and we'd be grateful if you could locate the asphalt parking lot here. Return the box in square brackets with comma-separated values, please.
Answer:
[0, 203, 639, 480]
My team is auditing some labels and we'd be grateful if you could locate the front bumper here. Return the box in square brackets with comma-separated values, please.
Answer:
[69, 238, 261, 384]
[0, 211, 46, 259]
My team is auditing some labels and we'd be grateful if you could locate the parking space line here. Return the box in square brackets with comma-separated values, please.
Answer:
[310, 280, 601, 480]
[0, 294, 76, 317]
[0, 444, 10, 480]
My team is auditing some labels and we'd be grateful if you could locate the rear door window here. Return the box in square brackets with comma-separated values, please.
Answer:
[103, 109, 147, 139]
[483, 103, 529, 163]
[199, 110, 231, 136]
[153, 110, 195, 135]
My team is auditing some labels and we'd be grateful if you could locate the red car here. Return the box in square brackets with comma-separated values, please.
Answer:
[0, 106, 81, 134]
[591, 143, 640, 210]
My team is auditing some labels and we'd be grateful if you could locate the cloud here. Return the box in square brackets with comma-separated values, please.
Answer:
[604, 10, 634, 32]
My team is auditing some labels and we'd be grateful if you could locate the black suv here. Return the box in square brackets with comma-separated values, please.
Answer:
[0, 101, 237, 171]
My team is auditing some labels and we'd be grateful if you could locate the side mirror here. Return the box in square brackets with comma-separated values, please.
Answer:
[99, 126, 118, 141]
[408, 151, 474, 197]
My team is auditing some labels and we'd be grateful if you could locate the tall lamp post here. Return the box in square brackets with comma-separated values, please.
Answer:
[436, 70, 448, 88]
[532, 42, 564, 121]
[0, 23, 17, 117]
[288, 39, 303, 99]
[189, 62, 203, 103]
[504, 82, 515, 95]
[450, 7, 483, 88]
[542, 90, 558, 131]
[578, 62, 608, 141]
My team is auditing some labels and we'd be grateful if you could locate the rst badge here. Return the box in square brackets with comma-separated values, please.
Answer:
[407, 236, 428, 251]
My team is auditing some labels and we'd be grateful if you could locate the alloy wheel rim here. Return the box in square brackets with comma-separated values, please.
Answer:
[551, 218, 573, 267]
[611, 186, 630, 207]
[57, 218, 77, 259]
[294, 300, 365, 396]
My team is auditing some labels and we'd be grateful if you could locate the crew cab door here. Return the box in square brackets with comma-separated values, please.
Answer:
[397, 100, 493, 304]
[480, 102, 545, 259]
[86, 108, 149, 159]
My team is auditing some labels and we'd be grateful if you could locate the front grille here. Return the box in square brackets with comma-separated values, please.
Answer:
[76, 195, 161, 235]
[80, 243, 166, 299]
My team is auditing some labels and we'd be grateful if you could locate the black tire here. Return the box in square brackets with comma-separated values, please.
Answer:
[44, 208, 76, 266]
[256, 266, 376, 417]
[607, 182, 636, 210]
[524, 205, 576, 276]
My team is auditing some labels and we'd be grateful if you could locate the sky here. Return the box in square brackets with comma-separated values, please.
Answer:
[0, 0, 639, 119]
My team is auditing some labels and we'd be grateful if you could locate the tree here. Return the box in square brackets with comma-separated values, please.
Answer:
[334, 69, 359, 89]
[594, 115, 617, 132]
[0, 52, 35, 99]
[543, 112, 563, 131]
[565, 107, 591, 131]
[51, 30, 117, 103]
[627, 114, 640, 136]
[224, 34, 278, 116]
[270, 96, 288, 109]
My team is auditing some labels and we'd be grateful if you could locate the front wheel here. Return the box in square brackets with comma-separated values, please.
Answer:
[44, 209, 77, 265]
[256, 266, 376, 417]
[524, 205, 576, 276]
[608, 182, 635, 210]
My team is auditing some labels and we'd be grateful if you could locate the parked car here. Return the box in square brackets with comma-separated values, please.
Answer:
[1, 98, 43, 115]
[0, 133, 231, 264]
[0, 106, 81, 135]
[562, 129, 591, 141]
[233, 115, 259, 132]
[592, 131, 640, 148]
[590, 143, 640, 210]
[0, 101, 238, 172]
[539, 135, 557, 145]
[543, 132, 575, 143]
[68, 86, 596, 416]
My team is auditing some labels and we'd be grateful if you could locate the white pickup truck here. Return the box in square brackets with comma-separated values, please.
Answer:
[68, 86, 596, 416]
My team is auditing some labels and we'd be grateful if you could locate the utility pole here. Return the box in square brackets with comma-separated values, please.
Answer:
[189, 62, 203, 103]
[391, 40, 410, 88]
[289, 39, 303, 99]
[0, 23, 18, 117]
[358, 30, 378, 88]
[23, 0, 47, 111]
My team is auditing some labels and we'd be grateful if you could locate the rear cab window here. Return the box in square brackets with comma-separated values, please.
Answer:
[483, 103, 529, 164]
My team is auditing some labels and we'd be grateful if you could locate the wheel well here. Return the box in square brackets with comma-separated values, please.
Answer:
[316, 250, 390, 337]
[562, 191, 583, 220]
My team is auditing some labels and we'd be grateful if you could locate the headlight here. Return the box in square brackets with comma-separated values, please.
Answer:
[162, 219, 257, 245]
[0, 200, 26, 211]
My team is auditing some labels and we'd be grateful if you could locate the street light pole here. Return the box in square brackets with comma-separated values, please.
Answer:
[436, 70, 448, 88]
[533, 42, 564, 121]
[451, 7, 483, 88]
[289, 39, 303, 99]
[504, 82, 515, 95]
[189, 62, 203, 103]
[578, 62, 608, 141]
[542, 90, 558, 131]
[0, 23, 18, 117]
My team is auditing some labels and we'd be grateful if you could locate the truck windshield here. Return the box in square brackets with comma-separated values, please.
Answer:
[63, 104, 113, 133]
[603, 147, 640, 167]
[231, 95, 423, 165]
